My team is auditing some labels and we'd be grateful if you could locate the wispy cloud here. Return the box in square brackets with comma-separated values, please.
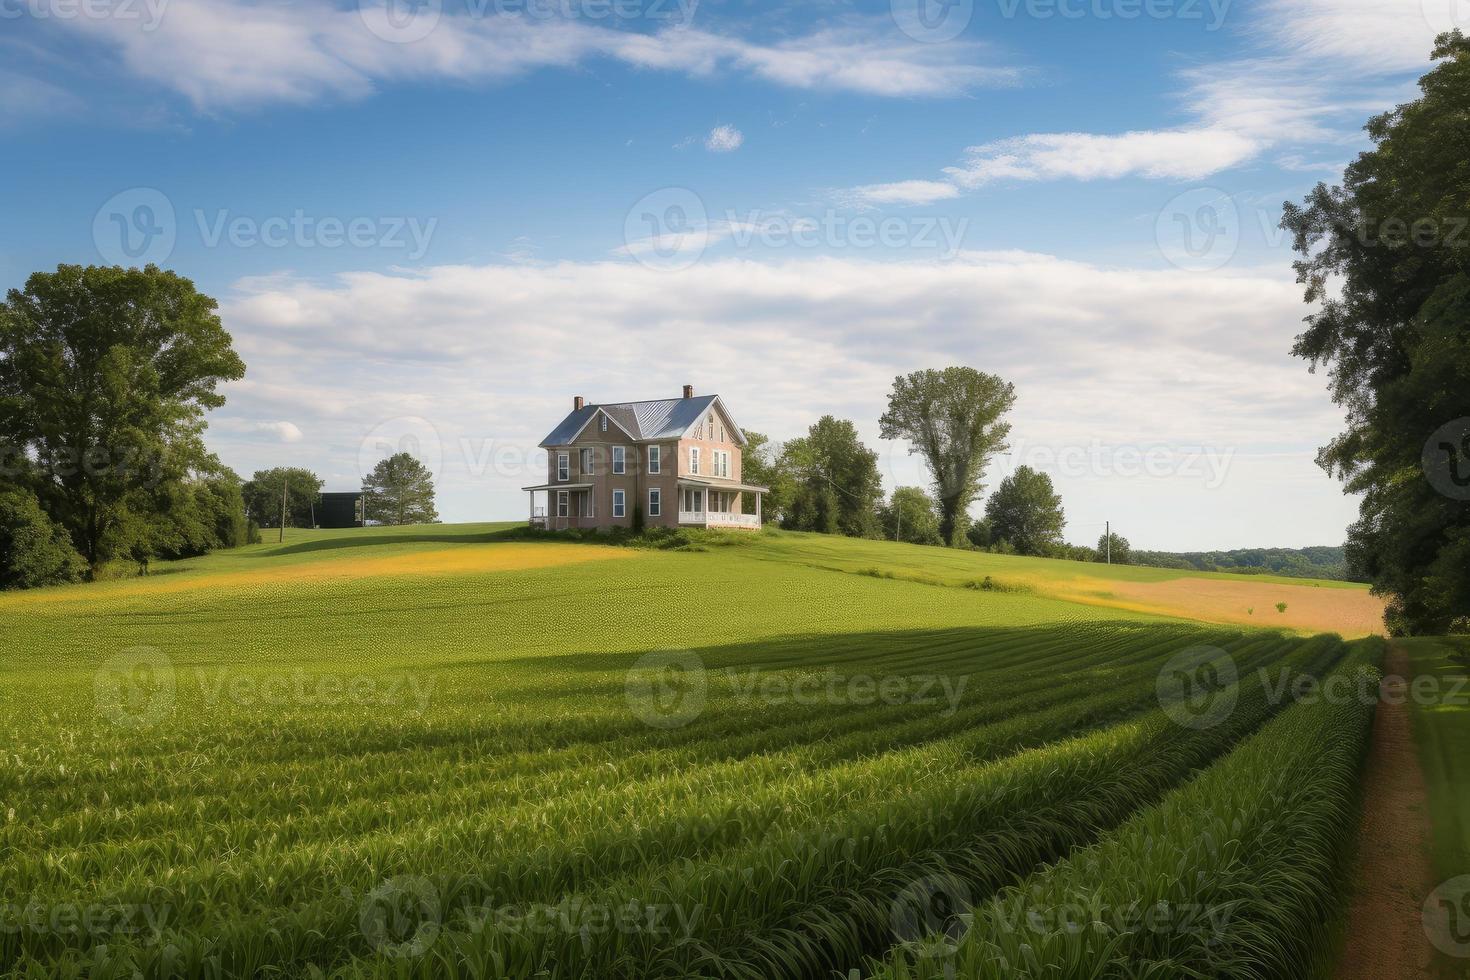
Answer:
[838, 5, 1430, 204]
[841, 180, 961, 207]
[49, 1, 1020, 110]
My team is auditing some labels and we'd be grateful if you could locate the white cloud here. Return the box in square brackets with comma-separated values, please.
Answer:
[54, 2, 1019, 109]
[944, 127, 1263, 188]
[1260, 0, 1456, 75]
[208, 252, 1358, 548]
[842, 180, 961, 206]
[704, 124, 744, 152]
[214, 418, 305, 442]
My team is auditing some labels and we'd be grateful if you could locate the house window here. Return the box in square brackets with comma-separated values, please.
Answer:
[580, 448, 593, 476]
[648, 445, 661, 474]
[689, 447, 700, 474]
[600, 415, 608, 432]
[557, 453, 569, 481]
[613, 489, 626, 518]
[556, 490, 569, 517]
[613, 446, 626, 474]
[713, 450, 730, 478]
[648, 488, 661, 517]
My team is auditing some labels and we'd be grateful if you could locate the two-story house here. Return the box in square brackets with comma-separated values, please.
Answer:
[523, 385, 767, 531]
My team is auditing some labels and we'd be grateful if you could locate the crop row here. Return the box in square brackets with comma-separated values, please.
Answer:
[4, 628, 1304, 977]
[871, 638, 1381, 979]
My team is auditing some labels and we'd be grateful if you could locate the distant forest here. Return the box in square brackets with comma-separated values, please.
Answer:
[1128, 546, 1362, 583]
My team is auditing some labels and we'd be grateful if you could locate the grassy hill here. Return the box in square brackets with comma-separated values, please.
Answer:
[0, 523, 1402, 977]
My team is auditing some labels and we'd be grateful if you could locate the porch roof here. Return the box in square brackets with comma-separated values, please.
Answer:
[521, 482, 594, 492]
[676, 477, 769, 494]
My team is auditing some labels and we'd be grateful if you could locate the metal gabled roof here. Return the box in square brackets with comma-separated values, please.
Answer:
[539, 394, 745, 446]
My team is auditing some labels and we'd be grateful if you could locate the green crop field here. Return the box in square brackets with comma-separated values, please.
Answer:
[0, 524, 1411, 978]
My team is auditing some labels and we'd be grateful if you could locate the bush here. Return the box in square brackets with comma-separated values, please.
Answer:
[0, 490, 86, 589]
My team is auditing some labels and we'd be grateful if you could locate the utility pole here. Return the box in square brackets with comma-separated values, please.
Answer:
[1105, 520, 1110, 565]
[279, 472, 288, 544]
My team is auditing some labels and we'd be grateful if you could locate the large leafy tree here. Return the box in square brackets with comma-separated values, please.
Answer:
[1282, 32, 1470, 634]
[0, 265, 245, 572]
[779, 416, 882, 538]
[363, 452, 439, 525]
[243, 467, 324, 528]
[880, 367, 1016, 547]
[984, 465, 1065, 556]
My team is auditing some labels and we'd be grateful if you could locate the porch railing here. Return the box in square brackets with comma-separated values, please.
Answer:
[679, 511, 760, 528]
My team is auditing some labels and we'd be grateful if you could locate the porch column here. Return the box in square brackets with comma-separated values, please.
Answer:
[756, 492, 762, 524]
[529, 491, 534, 524]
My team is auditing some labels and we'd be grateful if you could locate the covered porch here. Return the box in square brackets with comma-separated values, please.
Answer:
[676, 478, 767, 530]
[522, 482, 595, 530]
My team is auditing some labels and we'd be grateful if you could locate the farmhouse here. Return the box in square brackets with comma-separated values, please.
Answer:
[523, 385, 767, 531]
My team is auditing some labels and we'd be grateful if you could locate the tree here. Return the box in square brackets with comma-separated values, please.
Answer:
[243, 467, 324, 528]
[0, 490, 86, 589]
[778, 417, 881, 538]
[1281, 32, 1470, 633]
[984, 466, 1065, 556]
[0, 265, 245, 572]
[880, 487, 944, 545]
[1097, 530, 1131, 564]
[880, 367, 1016, 547]
[363, 452, 439, 525]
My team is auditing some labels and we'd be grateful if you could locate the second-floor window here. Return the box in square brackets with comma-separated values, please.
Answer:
[557, 453, 569, 481]
[580, 448, 593, 475]
[689, 447, 700, 474]
[714, 450, 730, 478]
[648, 445, 661, 474]
[613, 446, 626, 474]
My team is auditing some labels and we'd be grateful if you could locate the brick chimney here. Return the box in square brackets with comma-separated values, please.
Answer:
[574, 395, 585, 411]
[682, 384, 694, 399]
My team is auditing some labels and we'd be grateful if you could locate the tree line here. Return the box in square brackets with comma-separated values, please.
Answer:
[744, 367, 1128, 563]
[244, 456, 438, 529]
[0, 265, 250, 588]
[0, 264, 440, 591]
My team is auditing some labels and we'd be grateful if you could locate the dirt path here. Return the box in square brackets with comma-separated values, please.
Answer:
[1337, 642, 1437, 979]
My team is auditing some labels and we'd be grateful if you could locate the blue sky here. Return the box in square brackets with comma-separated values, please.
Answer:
[1, 0, 1458, 547]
